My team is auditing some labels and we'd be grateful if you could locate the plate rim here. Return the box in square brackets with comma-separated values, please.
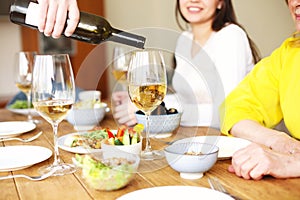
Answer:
[7, 107, 39, 116]
[58, 132, 105, 154]
[117, 185, 234, 200]
[0, 145, 52, 172]
[172, 135, 251, 159]
[0, 121, 36, 138]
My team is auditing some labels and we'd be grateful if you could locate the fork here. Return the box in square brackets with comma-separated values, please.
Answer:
[0, 168, 56, 181]
[208, 177, 241, 200]
[0, 131, 43, 143]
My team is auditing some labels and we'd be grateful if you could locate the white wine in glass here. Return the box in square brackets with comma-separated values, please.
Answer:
[32, 54, 76, 176]
[128, 49, 167, 160]
[14, 51, 36, 122]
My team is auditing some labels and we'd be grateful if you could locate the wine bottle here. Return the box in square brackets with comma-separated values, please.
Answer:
[9, 0, 146, 49]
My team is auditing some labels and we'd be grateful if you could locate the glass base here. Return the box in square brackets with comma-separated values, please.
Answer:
[151, 132, 173, 138]
[27, 119, 42, 124]
[140, 150, 165, 160]
[39, 163, 76, 176]
[180, 172, 204, 179]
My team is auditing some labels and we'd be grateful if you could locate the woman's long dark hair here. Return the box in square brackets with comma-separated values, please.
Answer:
[175, 0, 261, 64]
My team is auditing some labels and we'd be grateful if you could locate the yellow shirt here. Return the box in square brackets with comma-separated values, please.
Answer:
[220, 37, 300, 139]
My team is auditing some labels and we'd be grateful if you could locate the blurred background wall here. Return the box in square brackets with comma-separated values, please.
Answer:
[0, 19, 22, 97]
[0, 0, 294, 99]
[104, 0, 294, 57]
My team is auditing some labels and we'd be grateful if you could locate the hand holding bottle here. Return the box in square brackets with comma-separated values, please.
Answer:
[37, 0, 79, 38]
[11, 0, 145, 48]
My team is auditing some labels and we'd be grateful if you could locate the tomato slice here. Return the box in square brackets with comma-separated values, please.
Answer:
[106, 128, 115, 138]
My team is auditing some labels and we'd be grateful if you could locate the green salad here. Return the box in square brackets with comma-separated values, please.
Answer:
[74, 154, 138, 191]
[9, 100, 33, 109]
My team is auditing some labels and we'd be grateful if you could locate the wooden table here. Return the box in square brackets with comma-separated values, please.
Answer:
[1, 108, 300, 200]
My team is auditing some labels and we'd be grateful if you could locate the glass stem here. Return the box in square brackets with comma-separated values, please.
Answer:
[121, 82, 128, 91]
[26, 91, 32, 121]
[144, 112, 152, 153]
[52, 122, 61, 166]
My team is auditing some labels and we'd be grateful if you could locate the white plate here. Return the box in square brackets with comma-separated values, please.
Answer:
[173, 136, 251, 159]
[58, 132, 104, 154]
[117, 186, 234, 200]
[7, 108, 39, 116]
[0, 121, 36, 138]
[0, 145, 52, 171]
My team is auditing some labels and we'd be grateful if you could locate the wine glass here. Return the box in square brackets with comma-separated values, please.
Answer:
[14, 51, 36, 122]
[32, 54, 76, 176]
[127, 49, 167, 160]
[111, 46, 131, 90]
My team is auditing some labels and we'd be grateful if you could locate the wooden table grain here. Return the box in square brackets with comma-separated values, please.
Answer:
[1, 108, 300, 200]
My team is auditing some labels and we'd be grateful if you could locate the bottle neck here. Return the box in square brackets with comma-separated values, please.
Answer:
[110, 28, 145, 49]
[10, 0, 31, 27]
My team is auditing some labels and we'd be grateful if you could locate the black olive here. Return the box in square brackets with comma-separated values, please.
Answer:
[136, 110, 145, 115]
[167, 108, 178, 114]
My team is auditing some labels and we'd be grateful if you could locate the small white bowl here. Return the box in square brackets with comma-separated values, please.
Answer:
[66, 102, 109, 131]
[135, 112, 181, 138]
[164, 142, 219, 179]
[101, 140, 142, 155]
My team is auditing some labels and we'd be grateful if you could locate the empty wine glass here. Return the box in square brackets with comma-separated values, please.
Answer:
[127, 49, 167, 160]
[14, 51, 36, 122]
[32, 54, 76, 176]
[111, 46, 131, 90]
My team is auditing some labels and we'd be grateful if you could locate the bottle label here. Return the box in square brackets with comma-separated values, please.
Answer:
[25, 2, 39, 27]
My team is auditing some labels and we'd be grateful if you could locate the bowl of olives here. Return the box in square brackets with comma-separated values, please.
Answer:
[135, 102, 181, 138]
